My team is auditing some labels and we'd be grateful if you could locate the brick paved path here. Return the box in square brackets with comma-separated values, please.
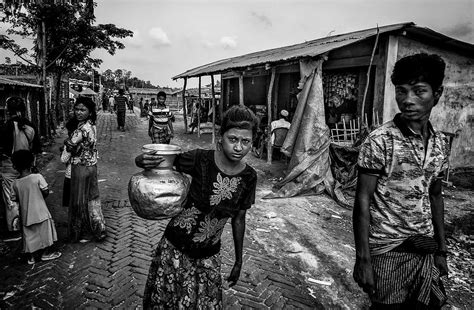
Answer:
[0, 110, 322, 309]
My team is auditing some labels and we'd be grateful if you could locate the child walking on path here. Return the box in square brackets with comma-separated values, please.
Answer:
[10, 150, 61, 264]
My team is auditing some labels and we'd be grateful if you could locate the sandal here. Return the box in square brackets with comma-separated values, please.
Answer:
[41, 251, 62, 261]
[27, 257, 35, 265]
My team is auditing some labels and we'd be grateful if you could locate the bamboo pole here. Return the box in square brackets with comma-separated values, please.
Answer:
[211, 75, 216, 144]
[273, 73, 280, 120]
[342, 118, 347, 141]
[267, 67, 276, 164]
[198, 76, 201, 138]
[361, 25, 380, 128]
[219, 77, 224, 123]
[182, 77, 188, 132]
[40, 20, 50, 138]
[223, 78, 229, 122]
[239, 73, 244, 106]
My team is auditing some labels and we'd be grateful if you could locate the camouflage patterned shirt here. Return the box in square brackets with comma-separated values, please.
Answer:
[357, 114, 450, 256]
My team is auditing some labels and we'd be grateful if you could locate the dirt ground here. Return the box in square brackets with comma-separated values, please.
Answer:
[247, 162, 473, 309]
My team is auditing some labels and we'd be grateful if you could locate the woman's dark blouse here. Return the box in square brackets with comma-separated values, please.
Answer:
[164, 149, 257, 259]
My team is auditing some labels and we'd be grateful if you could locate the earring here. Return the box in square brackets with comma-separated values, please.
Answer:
[217, 139, 222, 151]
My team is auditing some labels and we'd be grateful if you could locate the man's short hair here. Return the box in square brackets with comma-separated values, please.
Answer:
[391, 53, 445, 90]
[118, 89, 125, 95]
[157, 91, 167, 99]
[6, 96, 26, 114]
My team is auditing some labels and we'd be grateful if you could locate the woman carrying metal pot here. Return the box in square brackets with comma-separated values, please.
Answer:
[136, 105, 258, 309]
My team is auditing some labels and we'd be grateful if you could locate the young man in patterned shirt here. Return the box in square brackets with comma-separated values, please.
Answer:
[353, 53, 451, 309]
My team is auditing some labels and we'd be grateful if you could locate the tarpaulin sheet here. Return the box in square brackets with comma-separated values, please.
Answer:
[263, 58, 350, 208]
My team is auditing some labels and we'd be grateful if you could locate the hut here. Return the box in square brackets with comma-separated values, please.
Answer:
[173, 22, 474, 201]
[0, 76, 44, 135]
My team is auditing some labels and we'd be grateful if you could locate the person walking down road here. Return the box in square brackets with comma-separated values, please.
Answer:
[143, 99, 150, 118]
[101, 93, 108, 113]
[136, 105, 258, 309]
[114, 89, 128, 131]
[108, 95, 115, 113]
[139, 98, 147, 118]
[148, 91, 174, 144]
[64, 97, 106, 243]
[128, 94, 135, 113]
[0, 97, 41, 241]
[10, 150, 61, 264]
[188, 100, 199, 134]
[353, 53, 450, 309]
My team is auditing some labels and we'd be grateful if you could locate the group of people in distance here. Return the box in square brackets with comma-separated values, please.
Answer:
[0, 52, 452, 309]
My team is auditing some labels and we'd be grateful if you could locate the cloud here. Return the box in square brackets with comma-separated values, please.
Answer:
[444, 22, 473, 41]
[220, 36, 237, 49]
[201, 36, 238, 50]
[148, 27, 171, 46]
[251, 11, 272, 27]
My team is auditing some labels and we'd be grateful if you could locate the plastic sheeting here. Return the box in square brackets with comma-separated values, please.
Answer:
[263, 58, 350, 208]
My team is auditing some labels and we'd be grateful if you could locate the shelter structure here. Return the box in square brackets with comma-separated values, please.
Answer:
[0, 76, 44, 135]
[173, 22, 474, 201]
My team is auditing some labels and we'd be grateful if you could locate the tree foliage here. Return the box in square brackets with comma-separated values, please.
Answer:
[1, 1, 133, 75]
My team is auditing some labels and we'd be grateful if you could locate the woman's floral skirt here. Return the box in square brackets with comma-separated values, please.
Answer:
[143, 237, 223, 309]
[68, 164, 106, 242]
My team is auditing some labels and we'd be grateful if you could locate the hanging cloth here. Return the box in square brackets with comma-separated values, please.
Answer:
[264, 58, 350, 208]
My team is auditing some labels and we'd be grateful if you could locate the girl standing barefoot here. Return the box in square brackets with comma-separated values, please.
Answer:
[11, 150, 61, 264]
[136, 105, 258, 309]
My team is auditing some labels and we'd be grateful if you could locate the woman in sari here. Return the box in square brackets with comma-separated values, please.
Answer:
[64, 97, 106, 243]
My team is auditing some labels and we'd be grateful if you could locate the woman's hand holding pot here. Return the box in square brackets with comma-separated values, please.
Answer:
[135, 152, 165, 169]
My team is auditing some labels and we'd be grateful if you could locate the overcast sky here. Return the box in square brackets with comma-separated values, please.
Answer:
[2, 0, 473, 88]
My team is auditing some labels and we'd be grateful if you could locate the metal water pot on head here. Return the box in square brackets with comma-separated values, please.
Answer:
[128, 144, 190, 220]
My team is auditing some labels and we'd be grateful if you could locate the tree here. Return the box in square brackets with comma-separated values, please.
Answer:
[103, 69, 114, 81]
[1, 1, 132, 136]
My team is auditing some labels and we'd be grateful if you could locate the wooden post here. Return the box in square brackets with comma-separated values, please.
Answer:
[198, 76, 201, 138]
[273, 73, 280, 120]
[222, 78, 227, 122]
[182, 77, 188, 132]
[211, 75, 216, 144]
[239, 73, 244, 106]
[267, 67, 276, 164]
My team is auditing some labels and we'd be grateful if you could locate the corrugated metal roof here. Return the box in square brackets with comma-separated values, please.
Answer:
[0, 76, 42, 88]
[173, 22, 474, 80]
